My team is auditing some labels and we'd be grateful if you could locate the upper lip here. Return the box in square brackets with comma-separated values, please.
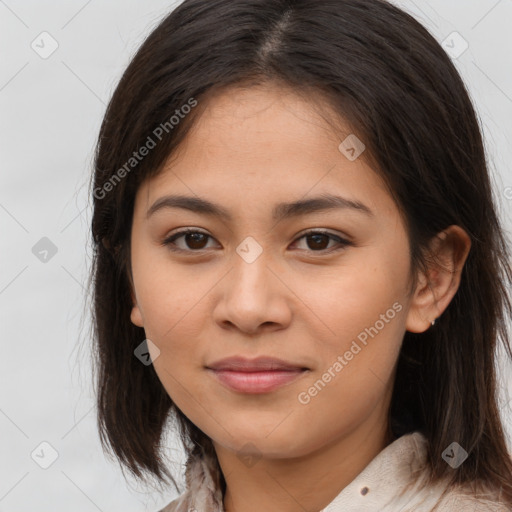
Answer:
[206, 356, 308, 372]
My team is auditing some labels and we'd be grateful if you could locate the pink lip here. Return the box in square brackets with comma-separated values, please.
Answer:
[206, 356, 309, 394]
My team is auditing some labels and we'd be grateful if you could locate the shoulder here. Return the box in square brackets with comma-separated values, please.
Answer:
[158, 493, 189, 512]
[158, 491, 191, 512]
[432, 483, 510, 511]
[158, 448, 224, 512]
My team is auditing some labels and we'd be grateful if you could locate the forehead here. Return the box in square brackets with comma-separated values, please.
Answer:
[136, 83, 397, 223]
[180, 82, 351, 159]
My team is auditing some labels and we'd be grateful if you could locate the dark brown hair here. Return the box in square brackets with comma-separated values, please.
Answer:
[88, 0, 512, 504]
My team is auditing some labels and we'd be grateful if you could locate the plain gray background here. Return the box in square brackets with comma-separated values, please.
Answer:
[1, 1, 512, 510]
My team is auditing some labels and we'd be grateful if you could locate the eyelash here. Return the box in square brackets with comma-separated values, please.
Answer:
[161, 228, 352, 255]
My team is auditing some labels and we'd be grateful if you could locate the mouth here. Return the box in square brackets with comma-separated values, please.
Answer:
[205, 356, 310, 394]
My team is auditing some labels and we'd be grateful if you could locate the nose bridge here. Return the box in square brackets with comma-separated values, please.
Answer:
[215, 237, 290, 332]
[230, 238, 273, 303]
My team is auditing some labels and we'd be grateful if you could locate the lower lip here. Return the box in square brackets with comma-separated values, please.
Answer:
[207, 369, 307, 394]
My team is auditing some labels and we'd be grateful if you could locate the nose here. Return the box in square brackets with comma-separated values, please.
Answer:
[212, 251, 292, 336]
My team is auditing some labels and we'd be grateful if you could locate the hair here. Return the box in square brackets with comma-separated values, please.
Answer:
[88, 0, 512, 505]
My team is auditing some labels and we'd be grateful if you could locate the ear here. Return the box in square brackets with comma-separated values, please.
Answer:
[405, 225, 471, 333]
[126, 261, 144, 328]
[130, 287, 144, 328]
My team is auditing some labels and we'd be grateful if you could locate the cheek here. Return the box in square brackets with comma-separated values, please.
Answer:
[301, 305, 404, 407]
[291, 249, 407, 404]
[134, 259, 208, 338]
[136, 268, 212, 376]
[294, 253, 406, 350]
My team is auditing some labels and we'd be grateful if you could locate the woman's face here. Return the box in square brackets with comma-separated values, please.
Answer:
[129, 83, 423, 458]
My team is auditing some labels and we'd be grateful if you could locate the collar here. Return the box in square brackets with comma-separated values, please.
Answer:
[174, 431, 452, 512]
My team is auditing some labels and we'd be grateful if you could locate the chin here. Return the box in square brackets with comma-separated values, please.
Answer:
[211, 423, 311, 459]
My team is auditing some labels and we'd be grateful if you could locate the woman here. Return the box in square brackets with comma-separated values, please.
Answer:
[89, 0, 512, 510]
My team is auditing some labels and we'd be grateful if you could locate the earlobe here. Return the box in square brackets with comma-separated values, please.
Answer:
[405, 306, 436, 333]
[131, 303, 144, 327]
[130, 287, 144, 327]
[405, 225, 471, 334]
[405, 272, 437, 333]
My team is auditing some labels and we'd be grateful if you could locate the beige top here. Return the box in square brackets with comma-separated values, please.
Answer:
[160, 431, 510, 511]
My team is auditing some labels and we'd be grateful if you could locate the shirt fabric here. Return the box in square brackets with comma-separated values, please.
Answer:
[160, 431, 510, 511]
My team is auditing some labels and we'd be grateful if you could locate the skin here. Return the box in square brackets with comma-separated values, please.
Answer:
[129, 83, 471, 512]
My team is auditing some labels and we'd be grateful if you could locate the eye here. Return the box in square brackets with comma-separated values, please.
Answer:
[291, 230, 352, 253]
[162, 228, 352, 254]
[162, 228, 216, 252]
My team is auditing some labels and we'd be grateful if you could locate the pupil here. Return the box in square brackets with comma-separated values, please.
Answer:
[187, 233, 206, 249]
[308, 234, 328, 250]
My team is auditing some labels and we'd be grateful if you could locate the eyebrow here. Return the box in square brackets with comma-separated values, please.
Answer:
[146, 193, 374, 222]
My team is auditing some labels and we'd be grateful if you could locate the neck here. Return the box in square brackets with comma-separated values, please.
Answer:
[215, 410, 394, 512]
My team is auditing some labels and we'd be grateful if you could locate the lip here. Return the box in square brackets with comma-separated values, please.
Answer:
[205, 356, 309, 394]
[206, 356, 308, 372]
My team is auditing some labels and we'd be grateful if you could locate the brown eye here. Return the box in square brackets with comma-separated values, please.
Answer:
[293, 230, 351, 253]
[163, 229, 215, 252]
[183, 232, 209, 249]
[305, 233, 330, 250]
